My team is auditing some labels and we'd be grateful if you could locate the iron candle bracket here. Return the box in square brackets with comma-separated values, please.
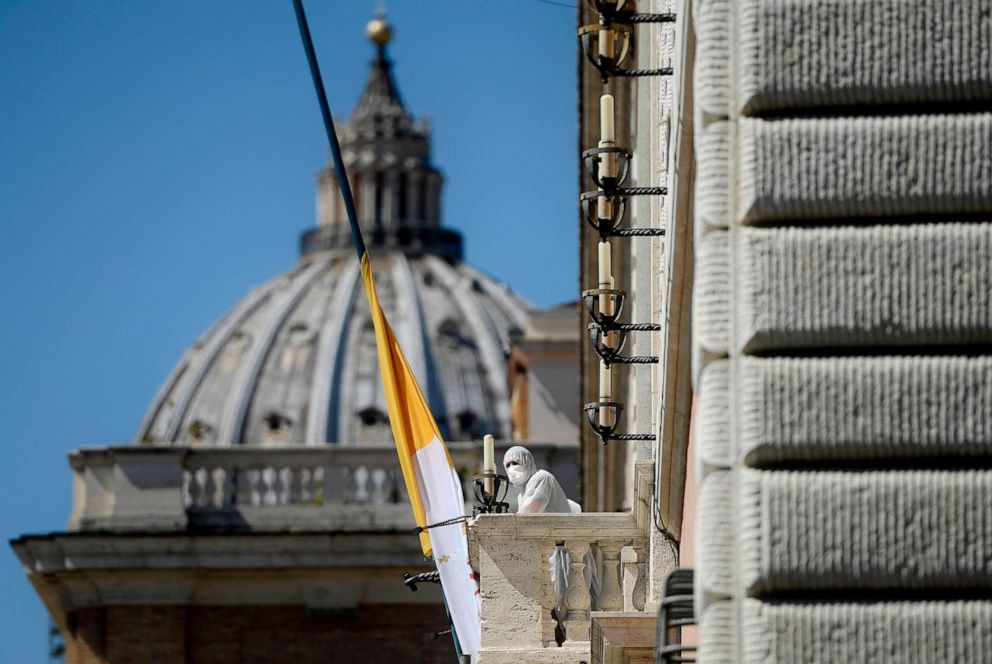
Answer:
[584, 400, 623, 444]
[583, 401, 658, 444]
[582, 287, 626, 327]
[586, 0, 677, 25]
[587, 323, 660, 366]
[581, 190, 625, 240]
[580, 191, 667, 240]
[582, 146, 632, 192]
[578, 22, 674, 82]
[587, 322, 629, 366]
[578, 23, 633, 83]
[473, 471, 510, 515]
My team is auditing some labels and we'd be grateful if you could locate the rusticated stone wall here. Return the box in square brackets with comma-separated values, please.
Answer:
[691, 0, 992, 662]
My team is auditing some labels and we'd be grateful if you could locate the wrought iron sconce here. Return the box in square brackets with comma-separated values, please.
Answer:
[583, 145, 632, 192]
[587, 323, 659, 366]
[473, 471, 510, 515]
[578, 22, 675, 82]
[587, 0, 677, 25]
[583, 286, 625, 327]
[583, 400, 655, 443]
[581, 191, 667, 240]
[577, 23, 633, 83]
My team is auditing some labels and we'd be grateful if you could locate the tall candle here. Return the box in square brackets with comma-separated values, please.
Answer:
[600, 94, 615, 144]
[598, 241, 612, 315]
[598, 361, 612, 426]
[597, 194, 612, 223]
[599, 25, 616, 63]
[598, 241, 612, 285]
[483, 434, 495, 473]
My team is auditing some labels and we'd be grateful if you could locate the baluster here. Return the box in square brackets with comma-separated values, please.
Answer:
[564, 540, 591, 639]
[597, 541, 624, 611]
[632, 542, 647, 611]
[353, 465, 370, 503]
[210, 467, 226, 508]
[261, 466, 277, 506]
[371, 467, 388, 504]
[278, 466, 292, 505]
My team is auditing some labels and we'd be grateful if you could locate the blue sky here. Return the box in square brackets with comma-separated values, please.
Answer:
[0, 1, 577, 660]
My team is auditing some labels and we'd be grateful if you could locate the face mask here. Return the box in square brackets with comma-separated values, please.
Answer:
[507, 466, 529, 487]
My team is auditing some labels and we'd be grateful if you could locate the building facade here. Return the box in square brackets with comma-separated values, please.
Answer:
[472, 1, 992, 663]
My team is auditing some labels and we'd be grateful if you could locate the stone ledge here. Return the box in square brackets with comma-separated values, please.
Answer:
[737, 0, 992, 115]
[471, 512, 643, 540]
[12, 530, 427, 573]
[740, 599, 992, 664]
[737, 115, 992, 224]
[739, 470, 992, 595]
[738, 356, 992, 465]
[736, 224, 992, 353]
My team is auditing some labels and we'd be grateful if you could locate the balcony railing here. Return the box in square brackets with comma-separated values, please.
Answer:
[469, 463, 654, 663]
[67, 442, 571, 533]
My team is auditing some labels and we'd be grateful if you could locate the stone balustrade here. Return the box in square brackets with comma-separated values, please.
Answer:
[67, 443, 572, 533]
[470, 512, 649, 664]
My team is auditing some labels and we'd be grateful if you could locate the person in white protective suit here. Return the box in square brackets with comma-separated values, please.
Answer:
[503, 445, 574, 513]
[503, 445, 595, 645]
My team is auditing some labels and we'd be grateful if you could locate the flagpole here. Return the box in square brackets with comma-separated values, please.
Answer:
[291, 0, 367, 261]
[290, 5, 481, 656]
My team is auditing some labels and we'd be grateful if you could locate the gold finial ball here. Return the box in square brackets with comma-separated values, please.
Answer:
[366, 17, 392, 46]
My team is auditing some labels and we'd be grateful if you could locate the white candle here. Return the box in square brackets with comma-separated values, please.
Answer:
[597, 194, 612, 222]
[599, 25, 616, 63]
[600, 94, 615, 144]
[598, 241, 612, 286]
[483, 434, 495, 473]
[599, 361, 612, 426]
[598, 240, 612, 316]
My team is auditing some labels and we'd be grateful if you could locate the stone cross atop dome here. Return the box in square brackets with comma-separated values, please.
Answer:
[305, 13, 454, 259]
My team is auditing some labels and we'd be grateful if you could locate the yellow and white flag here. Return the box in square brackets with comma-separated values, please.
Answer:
[360, 254, 481, 655]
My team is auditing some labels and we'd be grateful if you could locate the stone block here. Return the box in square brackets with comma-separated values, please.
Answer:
[737, 0, 992, 115]
[740, 599, 992, 664]
[698, 601, 734, 664]
[737, 115, 992, 224]
[736, 225, 992, 353]
[695, 122, 730, 230]
[696, 360, 731, 475]
[696, 471, 734, 603]
[739, 470, 992, 595]
[738, 356, 992, 465]
[692, 0, 731, 120]
[694, 231, 730, 354]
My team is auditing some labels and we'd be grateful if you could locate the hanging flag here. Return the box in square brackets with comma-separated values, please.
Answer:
[291, 0, 480, 655]
[360, 255, 481, 654]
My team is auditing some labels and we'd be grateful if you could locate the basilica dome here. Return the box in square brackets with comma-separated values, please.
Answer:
[135, 18, 530, 447]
